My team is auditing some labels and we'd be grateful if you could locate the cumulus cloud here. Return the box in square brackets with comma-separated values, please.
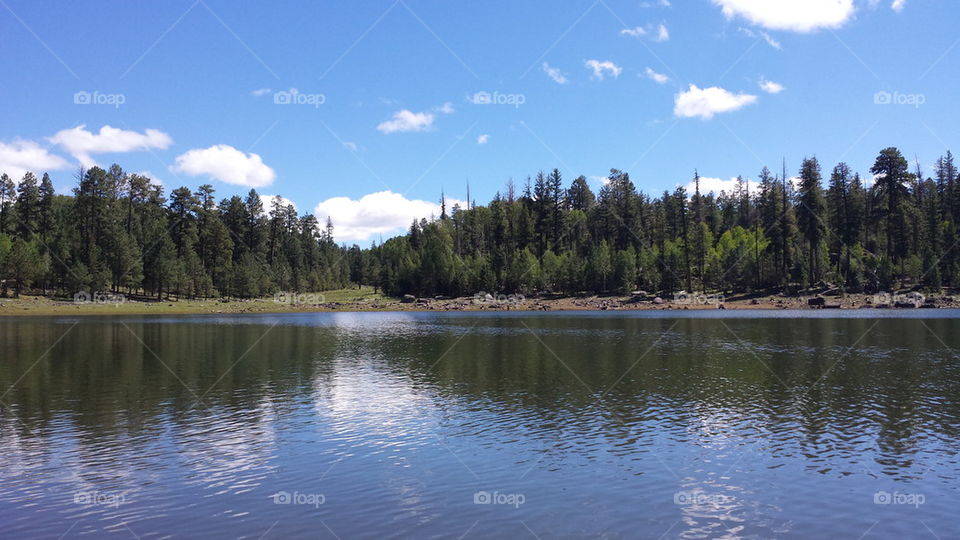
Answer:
[259, 194, 297, 214]
[435, 102, 455, 114]
[377, 110, 434, 134]
[620, 23, 669, 41]
[542, 62, 568, 84]
[759, 78, 785, 94]
[685, 176, 762, 195]
[0, 140, 70, 179]
[313, 190, 466, 243]
[172, 144, 275, 187]
[48, 125, 173, 168]
[891, 0, 906, 12]
[644, 67, 670, 84]
[477, 134, 490, 145]
[674, 84, 758, 120]
[135, 170, 165, 187]
[590, 176, 611, 186]
[712, 0, 854, 32]
[585, 59, 622, 80]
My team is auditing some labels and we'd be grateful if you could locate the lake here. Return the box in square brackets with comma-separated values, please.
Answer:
[1, 311, 958, 539]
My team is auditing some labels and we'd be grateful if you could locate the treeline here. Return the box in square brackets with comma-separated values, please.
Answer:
[366, 147, 960, 298]
[1, 146, 957, 301]
[0, 165, 350, 298]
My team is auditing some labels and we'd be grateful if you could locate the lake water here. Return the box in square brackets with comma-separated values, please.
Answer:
[1, 311, 958, 539]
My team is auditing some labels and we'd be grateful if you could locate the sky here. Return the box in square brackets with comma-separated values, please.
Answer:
[0, 0, 957, 243]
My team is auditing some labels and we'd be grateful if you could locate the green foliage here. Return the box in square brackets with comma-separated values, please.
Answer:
[0, 165, 350, 299]
[2, 146, 958, 300]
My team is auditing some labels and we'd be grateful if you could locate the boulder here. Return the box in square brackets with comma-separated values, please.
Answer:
[401, 294, 416, 303]
[808, 297, 826, 307]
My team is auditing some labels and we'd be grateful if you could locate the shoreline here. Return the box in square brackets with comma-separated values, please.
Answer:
[0, 291, 953, 317]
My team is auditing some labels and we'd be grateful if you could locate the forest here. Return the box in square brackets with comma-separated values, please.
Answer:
[0, 146, 957, 300]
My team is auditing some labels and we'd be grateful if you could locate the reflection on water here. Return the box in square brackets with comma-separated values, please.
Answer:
[1, 312, 959, 538]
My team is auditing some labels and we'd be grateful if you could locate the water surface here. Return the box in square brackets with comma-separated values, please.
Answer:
[1, 311, 958, 538]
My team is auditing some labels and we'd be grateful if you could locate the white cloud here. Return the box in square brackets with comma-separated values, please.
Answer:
[313, 190, 466, 243]
[48, 125, 173, 168]
[621, 26, 648, 38]
[0, 140, 70, 179]
[590, 175, 611, 186]
[640, 0, 671, 6]
[377, 109, 435, 134]
[759, 78, 785, 94]
[135, 170, 164, 187]
[477, 134, 490, 145]
[644, 67, 670, 84]
[891, 0, 906, 12]
[435, 102, 455, 114]
[620, 23, 669, 41]
[585, 59, 622, 80]
[656, 23, 670, 41]
[712, 0, 855, 32]
[739, 26, 782, 49]
[674, 84, 758, 120]
[251, 88, 272, 97]
[685, 176, 762, 195]
[172, 144, 275, 187]
[259, 194, 297, 214]
[542, 62, 568, 84]
[343, 142, 359, 152]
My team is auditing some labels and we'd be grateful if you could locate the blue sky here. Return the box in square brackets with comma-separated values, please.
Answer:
[0, 0, 956, 243]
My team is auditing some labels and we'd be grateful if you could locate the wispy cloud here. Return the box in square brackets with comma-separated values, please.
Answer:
[585, 59, 623, 80]
[620, 23, 669, 42]
[542, 62, 568, 84]
[739, 27, 782, 49]
[644, 67, 669, 84]
[377, 109, 435, 134]
[759, 78, 785, 94]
